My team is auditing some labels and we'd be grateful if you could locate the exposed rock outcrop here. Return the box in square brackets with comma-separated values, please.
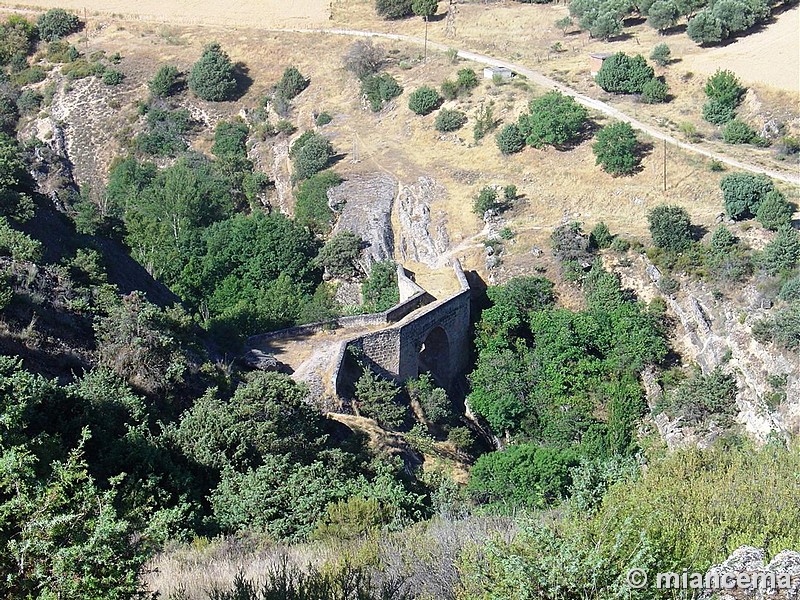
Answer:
[397, 177, 450, 267]
[700, 546, 800, 600]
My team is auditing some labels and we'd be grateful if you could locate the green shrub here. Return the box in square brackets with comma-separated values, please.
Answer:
[434, 108, 467, 132]
[755, 190, 794, 231]
[290, 131, 335, 181]
[0, 216, 42, 261]
[778, 276, 800, 303]
[647, 205, 693, 252]
[710, 225, 737, 252]
[650, 43, 672, 66]
[702, 69, 744, 125]
[408, 86, 442, 115]
[593, 121, 640, 175]
[473, 187, 498, 215]
[517, 91, 588, 149]
[702, 98, 736, 125]
[641, 77, 668, 103]
[440, 79, 459, 101]
[590, 222, 613, 249]
[102, 68, 124, 86]
[16, 89, 43, 114]
[495, 124, 525, 155]
[720, 172, 775, 220]
[375, 0, 414, 19]
[276, 66, 309, 101]
[294, 170, 342, 235]
[361, 261, 399, 312]
[473, 100, 497, 142]
[721, 119, 755, 144]
[149, 65, 180, 97]
[595, 53, 655, 94]
[315, 112, 333, 126]
[37, 8, 80, 41]
[761, 226, 800, 275]
[361, 72, 403, 111]
[611, 236, 631, 252]
[135, 106, 193, 157]
[752, 303, 800, 351]
[211, 120, 249, 161]
[188, 42, 238, 101]
[315, 231, 363, 279]
[12, 67, 46, 86]
[456, 68, 479, 91]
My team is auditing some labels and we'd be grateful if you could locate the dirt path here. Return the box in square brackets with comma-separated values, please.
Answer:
[271, 27, 799, 186]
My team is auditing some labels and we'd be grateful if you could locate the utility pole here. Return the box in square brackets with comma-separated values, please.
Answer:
[663, 138, 667, 192]
[424, 16, 429, 62]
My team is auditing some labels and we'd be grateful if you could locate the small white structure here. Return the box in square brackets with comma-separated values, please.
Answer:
[483, 66, 513, 80]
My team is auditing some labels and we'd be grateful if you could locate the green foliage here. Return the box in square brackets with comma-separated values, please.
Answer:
[434, 108, 467, 132]
[355, 368, 408, 429]
[361, 72, 403, 111]
[590, 221, 613, 249]
[149, 65, 181, 97]
[189, 42, 238, 102]
[687, 9, 725, 44]
[407, 373, 452, 425]
[473, 100, 498, 142]
[315, 230, 363, 279]
[315, 111, 333, 126]
[412, 0, 439, 17]
[778, 275, 800, 303]
[755, 190, 794, 231]
[761, 226, 800, 275]
[720, 172, 775, 220]
[495, 123, 525, 155]
[376, 0, 414, 19]
[408, 86, 443, 115]
[569, 0, 632, 39]
[752, 302, 800, 351]
[595, 53, 655, 94]
[37, 8, 81, 41]
[16, 89, 42, 113]
[592, 121, 640, 175]
[721, 118, 755, 144]
[212, 119, 249, 162]
[710, 225, 737, 252]
[467, 444, 579, 508]
[294, 170, 342, 235]
[136, 105, 194, 156]
[656, 367, 738, 424]
[276, 66, 309, 101]
[641, 77, 668, 103]
[473, 186, 498, 215]
[702, 69, 744, 124]
[362, 260, 400, 312]
[290, 131, 335, 180]
[101, 68, 124, 86]
[647, 0, 680, 30]
[517, 91, 588, 149]
[456, 68, 479, 91]
[0, 15, 37, 65]
[0, 216, 42, 261]
[688, 0, 772, 45]
[648, 204, 693, 252]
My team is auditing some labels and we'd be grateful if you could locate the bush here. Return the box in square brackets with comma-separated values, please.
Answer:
[595, 53, 655, 94]
[343, 39, 385, 79]
[702, 98, 737, 125]
[720, 172, 775, 220]
[440, 79, 459, 101]
[211, 120, 249, 161]
[517, 91, 588, 149]
[434, 108, 467, 132]
[290, 132, 334, 180]
[189, 43, 238, 101]
[648, 205, 693, 252]
[408, 86, 442, 115]
[361, 73, 403, 111]
[755, 191, 794, 231]
[650, 43, 672, 66]
[593, 121, 640, 175]
[702, 69, 744, 125]
[149, 65, 180, 97]
[611, 236, 631, 252]
[315, 112, 333, 126]
[495, 124, 526, 155]
[761, 226, 800, 275]
[641, 77, 668, 103]
[16, 89, 42, 114]
[456, 68, 479, 91]
[362, 260, 400, 312]
[660, 367, 738, 424]
[721, 119, 755, 144]
[37, 9, 80, 42]
[590, 222, 613, 249]
[778, 276, 800, 303]
[710, 225, 737, 252]
[687, 9, 725, 44]
[102, 69, 124, 86]
[473, 187, 498, 215]
[135, 106, 193, 157]
[0, 216, 42, 261]
[376, 0, 414, 19]
[276, 66, 309, 101]
[315, 231, 363, 279]
[473, 101, 497, 142]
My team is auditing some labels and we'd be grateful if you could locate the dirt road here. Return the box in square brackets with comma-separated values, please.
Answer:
[273, 27, 799, 186]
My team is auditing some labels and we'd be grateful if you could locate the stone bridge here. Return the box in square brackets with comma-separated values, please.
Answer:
[245, 261, 471, 402]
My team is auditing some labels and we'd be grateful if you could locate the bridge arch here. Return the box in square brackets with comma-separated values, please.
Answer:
[418, 326, 450, 387]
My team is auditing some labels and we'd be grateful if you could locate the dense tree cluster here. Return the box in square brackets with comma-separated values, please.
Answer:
[516, 91, 589, 149]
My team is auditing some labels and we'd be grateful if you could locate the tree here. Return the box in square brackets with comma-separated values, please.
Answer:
[36, 8, 80, 41]
[355, 368, 407, 428]
[294, 170, 342, 235]
[641, 78, 669, 103]
[212, 120, 250, 162]
[412, 0, 438, 60]
[593, 122, 640, 175]
[720, 172, 775, 220]
[376, 0, 414, 19]
[408, 86, 443, 115]
[703, 98, 737, 125]
[762, 226, 800, 275]
[361, 72, 403, 111]
[591, 222, 614, 249]
[435, 108, 467, 132]
[755, 191, 794, 231]
[687, 9, 725, 44]
[362, 260, 399, 311]
[315, 231, 363, 279]
[648, 205, 693, 251]
[290, 132, 335, 180]
[517, 91, 588, 149]
[710, 225, 737, 252]
[496, 123, 526, 155]
[650, 43, 672, 66]
[456, 68, 479, 92]
[703, 69, 744, 124]
[149, 65, 181, 97]
[595, 53, 655, 94]
[276, 66, 309, 100]
[473, 187, 499, 215]
[647, 0, 680, 30]
[189, 43, 238, 101]
[721, 119, 755, 144]
[343, 40, 385, 79]
[556, 15, 574, 34]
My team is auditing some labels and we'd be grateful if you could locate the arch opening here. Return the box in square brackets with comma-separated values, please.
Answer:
[418, 326, 451, 387]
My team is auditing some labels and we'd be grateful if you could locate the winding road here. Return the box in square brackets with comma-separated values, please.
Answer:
[272, 26, 800, 186]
